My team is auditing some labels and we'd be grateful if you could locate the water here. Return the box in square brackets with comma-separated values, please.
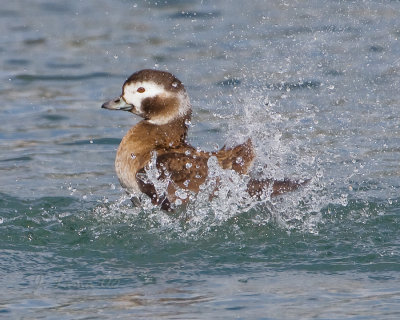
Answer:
[1, 0, 400, 318]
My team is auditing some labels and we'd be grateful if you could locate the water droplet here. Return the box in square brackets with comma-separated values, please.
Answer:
[175, 189, 188, 200]
[186, 162, 192, 169]
[339, 194, 348, 206]
[131, 153, 136, 160]
[172, 82, 178, 88]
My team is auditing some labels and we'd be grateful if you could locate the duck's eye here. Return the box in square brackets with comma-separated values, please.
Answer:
[137, 87, 145, 93]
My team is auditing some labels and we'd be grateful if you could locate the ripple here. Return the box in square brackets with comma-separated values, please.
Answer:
[14, 72, 115, 82]
[217, 78, 242, 87]
[40, 114, 69, 122]
[169, 10, 221, 19]
[5, 59, 30, 66]
[46, 62, 84, 69]
[0, 156, 33, 162]
[267, 80, 321, 91]
[61, 138, 120, 146]
[23, 38, 46, 46]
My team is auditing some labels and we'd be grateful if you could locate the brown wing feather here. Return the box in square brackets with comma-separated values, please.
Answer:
[213, 138, 255, 174]
[136, 151, 209, 211]
[247, 178, 310, 198]
[155, 152, 209, 191]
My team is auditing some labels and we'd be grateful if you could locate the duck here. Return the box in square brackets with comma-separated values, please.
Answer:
[102, 69, 308, 211]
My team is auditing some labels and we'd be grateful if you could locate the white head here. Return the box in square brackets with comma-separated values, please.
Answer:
[102, 69, 191, 125]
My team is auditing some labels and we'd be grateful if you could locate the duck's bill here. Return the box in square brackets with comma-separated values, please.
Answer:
[101, 97, 133, 111]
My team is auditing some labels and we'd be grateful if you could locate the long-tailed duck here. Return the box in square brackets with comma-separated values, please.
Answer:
[102, 69, 307, 211]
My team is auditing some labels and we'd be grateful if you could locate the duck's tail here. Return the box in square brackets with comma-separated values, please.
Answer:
[247, 177, 310, 198]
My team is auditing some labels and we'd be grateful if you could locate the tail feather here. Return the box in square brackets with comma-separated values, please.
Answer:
[247, 178, 310, 198]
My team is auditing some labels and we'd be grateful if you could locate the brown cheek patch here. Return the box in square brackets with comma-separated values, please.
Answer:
[142, 95, 179, 120]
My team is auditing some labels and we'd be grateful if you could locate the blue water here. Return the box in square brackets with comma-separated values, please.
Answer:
[1, 0, 400, 318]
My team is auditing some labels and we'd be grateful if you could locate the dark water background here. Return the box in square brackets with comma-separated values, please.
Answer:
[1, 0, 400, 318]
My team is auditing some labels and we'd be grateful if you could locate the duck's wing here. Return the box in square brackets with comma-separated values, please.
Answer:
[213, 138, 255, 174]
[214, 139, 309, 197]
[247, 177, 310, 198]
[135, 151, 209, 211]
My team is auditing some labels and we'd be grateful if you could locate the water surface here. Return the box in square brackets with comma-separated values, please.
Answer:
[1, 0, 400, 318]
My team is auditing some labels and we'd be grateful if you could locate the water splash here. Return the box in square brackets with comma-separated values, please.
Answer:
[91, 81, 353, 237]
[75, 81, 339, 237]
